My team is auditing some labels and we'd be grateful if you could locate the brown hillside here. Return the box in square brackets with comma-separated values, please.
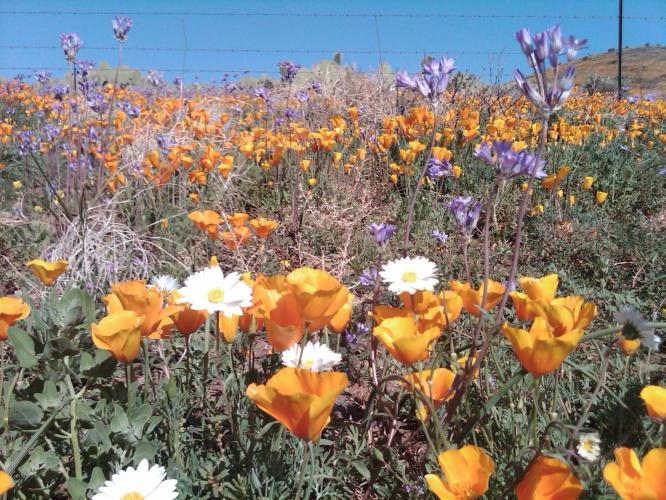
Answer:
[574, 46, 666, 97]
[523, 46, 666, 98]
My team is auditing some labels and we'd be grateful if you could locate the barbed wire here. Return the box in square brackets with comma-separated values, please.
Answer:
[0, 10, 664, 20]
[0, 45, 524, 55]
[1, 66, 281, 75]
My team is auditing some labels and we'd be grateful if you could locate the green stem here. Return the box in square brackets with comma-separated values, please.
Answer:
[202, 316, 211, 411]
[64, 372, 82, 480]
[581, 322, 666, 342]
[125, 363, 134, 408]
[529, 377, 540, 448]
[294, 441, 310, 500]
[3, 369, 22, 432]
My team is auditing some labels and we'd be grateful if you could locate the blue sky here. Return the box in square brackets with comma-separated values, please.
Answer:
[0, 0, 664, 82]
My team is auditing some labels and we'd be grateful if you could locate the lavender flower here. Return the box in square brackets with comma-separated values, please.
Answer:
[358, 267, 379, 287]
[17, 130, 39, 156]
[43, 124, 61, 142]
[278, 60, 301, 84]
[60, 32, 83, 62]
[112, 15, 133, 43]
[87, 92, 109, 115]
[432, 229, 448, 244]
[310, 80, 322, 92]
[426, 157, 453, 180]
[395, 56, 455, 104]
[447, 196, 481, 236]
[513, 25, 586, 115]
[146, 69, 164, 87]
[34, 70, 52, 86]
[474, 140, 546, 180]
[254, 86, 270, 101]
[344, 322, 370, 346]
[368, 222, 396, 246]
[295, 90, 309, 103]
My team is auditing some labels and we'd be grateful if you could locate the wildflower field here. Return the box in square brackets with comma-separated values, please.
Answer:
[0, 17, 665, 500]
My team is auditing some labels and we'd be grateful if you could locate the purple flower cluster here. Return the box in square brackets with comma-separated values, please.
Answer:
[514, 25, 586, 115]
[112, 15, 133, 43]
[17, 130, 39, 156]
[447, 196, 482, 236]
[60, 32, 83, 63]
[146, 70, 164, 88]
[426, 157, 453, 180]
[278, 60, 301, 84]
[33, 70, 52, 86]
[368, 222, 396, 246]
[432, 229, 449, 245]
[358, 266, 379, 287]
[474, 140, 547, 181]
[396, 57, 455, 103]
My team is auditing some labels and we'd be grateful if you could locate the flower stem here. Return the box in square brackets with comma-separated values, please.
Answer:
[402, 105, 439, 257]
[294, 441, 310, 500]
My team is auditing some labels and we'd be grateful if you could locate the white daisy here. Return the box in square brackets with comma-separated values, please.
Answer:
[92, 459, 178, 499]
[282, 341, 342, 371]
[379, 256, 438, 295]
[177, 266, 252, 316]
[577, 432, 601, 462]
[614, 307, 661, 351]
[149, 275, 179, 294]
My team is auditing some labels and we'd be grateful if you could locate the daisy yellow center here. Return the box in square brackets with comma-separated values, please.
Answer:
[581, 439, 593, 452]
[207, 288, 225, 303]
[401, 271, 418, 282]
[121, 493, 144, 500]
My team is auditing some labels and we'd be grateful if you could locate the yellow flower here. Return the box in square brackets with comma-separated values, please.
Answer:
[530, 204, 544, 216]
[501, 316, 583, 377]
[249, 217, 278, 238]
[0, 296, 31, 341]
[246, 367, 348, 441]
[603, 447, 666, 500]
[406, 368, 456, 420]
[104, 280, 175, 339]
[0, 470, 12, 494]
[187, 210, 221, 240]
[452, 165, 462, 178]
[510, 274, 559, 322]
[640, 385, 666, 422]
[307, 178, 317, 187]
[581, 176, 594, 190]
[596, 191, 608, 204]
[227, 212, 249, 228]
[12, 180, 22, 190]
[516, 456, 583, 500]
[448, 280, 505, 318]
[424, 445, 494, 500]
[373, 315, 440, 365]
[91, 311, 144, 363]
[26, 259, 69, 286]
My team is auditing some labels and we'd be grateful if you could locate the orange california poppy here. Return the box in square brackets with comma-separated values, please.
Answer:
[603, 447, 666, 500]
[91, 310, 144, 363]
[448, 280, 505, 318]
[640, 386, 666, 422]
[425, 445, 494, 500]
[516, 456, 583, 500]
[246, 367, 348, 441]
[373, 316, 441, 365]
[0, 296, 30, 341]
[26, 259, 68, 286]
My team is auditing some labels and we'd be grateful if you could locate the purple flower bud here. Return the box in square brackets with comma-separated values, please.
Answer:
[368, 222, 396, 246]
[294, 90, 309, 102]
[310, 80, 322, 92]
[60, 32, 83, 62]
[533, 32, 548, 65]
[515, 28, 534, 58]
[548, 25, 563, 67]
[432, 229, 448, 244]
[278, 60, 301, 83]
[112, 15, 133, 43]
[564, 36, 587, 61]
[358, 266, 379, 287]
[396, 70, 418, 91]
[34, 70, 52, 86]
[447, 196, 482, 235]
[427, 158, 452, 179]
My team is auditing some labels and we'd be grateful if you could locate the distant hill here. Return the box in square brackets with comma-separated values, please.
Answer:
[571, 45, 666, 97]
